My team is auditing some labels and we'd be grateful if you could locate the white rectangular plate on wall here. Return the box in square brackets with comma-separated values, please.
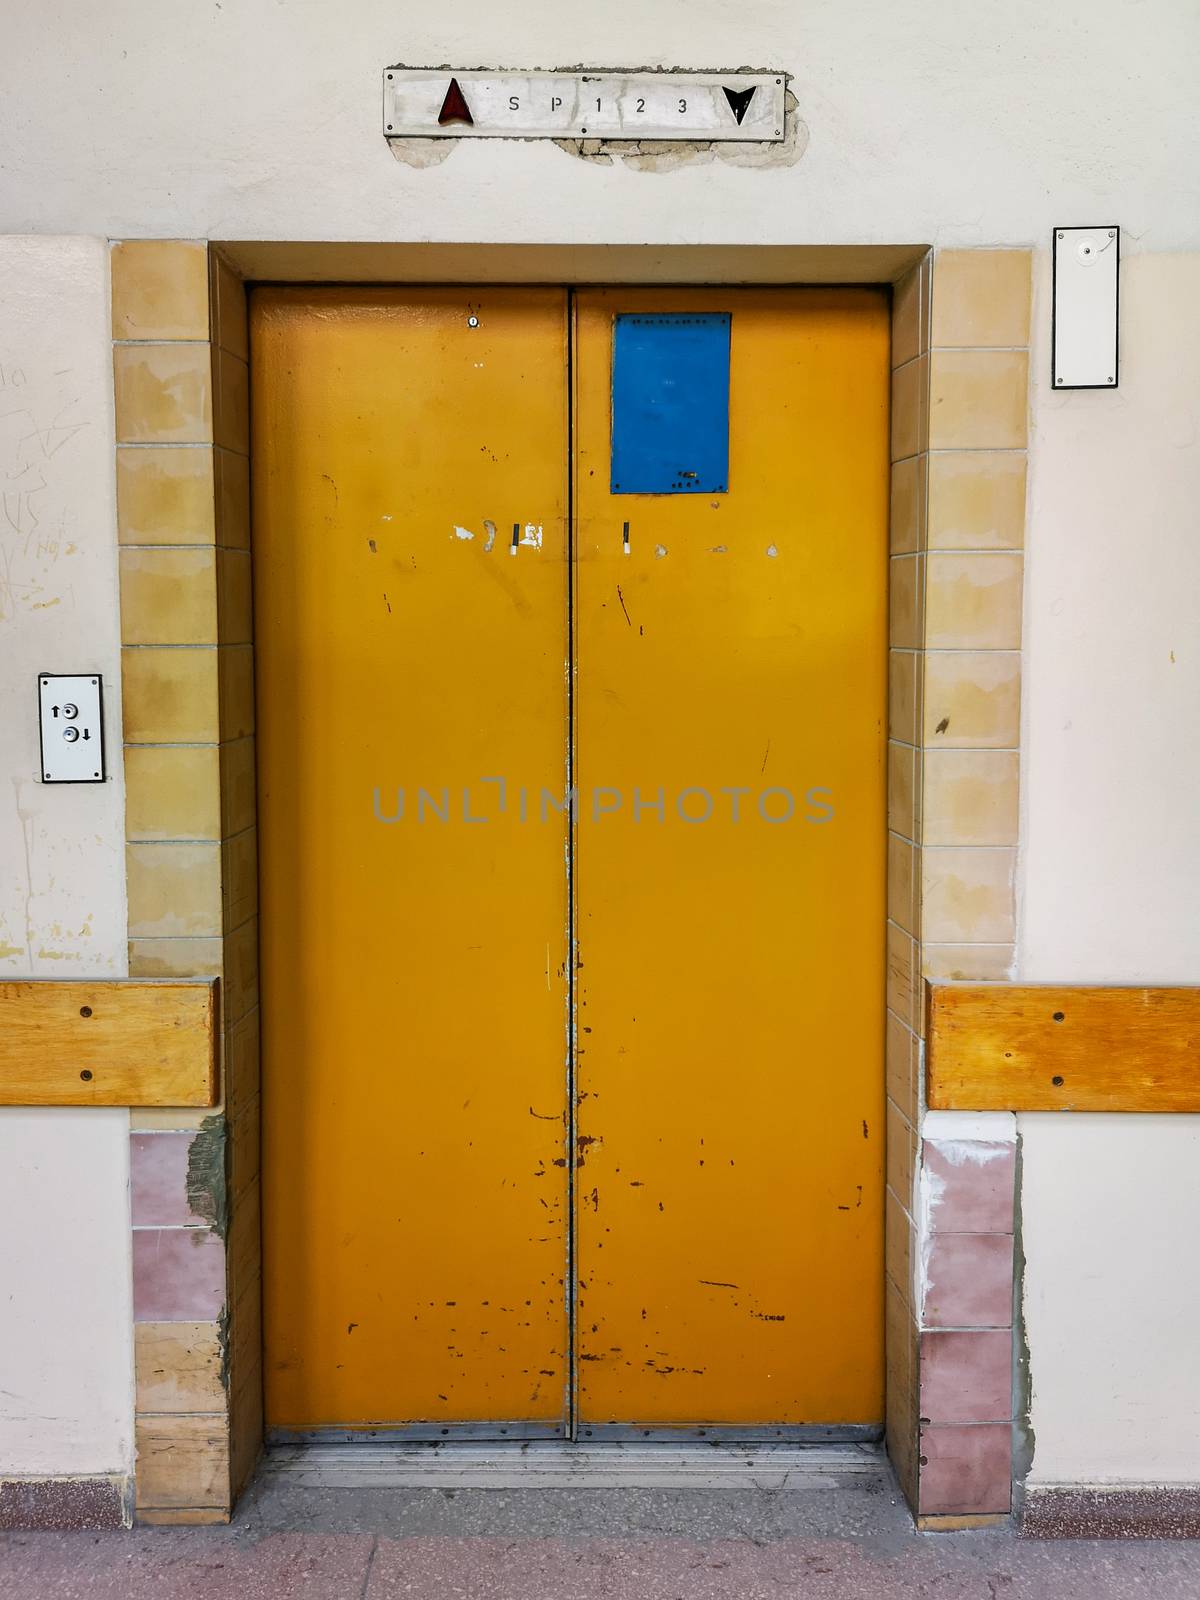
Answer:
[1052, 226, 1120, 389]
[38, 673, 105, 784]
[383, 70, 786, 142]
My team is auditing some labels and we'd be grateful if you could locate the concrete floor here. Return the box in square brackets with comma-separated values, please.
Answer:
[3, 1457, 1200, 1598]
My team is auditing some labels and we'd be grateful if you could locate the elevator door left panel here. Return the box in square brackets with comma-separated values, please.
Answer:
[253, 288, 571, 1435]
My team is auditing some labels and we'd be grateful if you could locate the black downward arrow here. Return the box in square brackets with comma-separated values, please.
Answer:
[722, 85, 757, 126]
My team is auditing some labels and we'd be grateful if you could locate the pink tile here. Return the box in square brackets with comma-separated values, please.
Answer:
[924, 1139, 1015, 1232]
[132, 1227, 226, 1321]
[920, 1328, 1012, 1423]
[919, 1422, 1012, 1514]
[924, 1233, 1014, 1329]
[130, 1132, 198, 1227]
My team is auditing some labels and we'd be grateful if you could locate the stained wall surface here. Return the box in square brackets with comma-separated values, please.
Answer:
[0, 236, 132, 1475]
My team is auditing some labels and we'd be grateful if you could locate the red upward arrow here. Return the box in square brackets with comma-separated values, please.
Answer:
[438, 77, 474, 126]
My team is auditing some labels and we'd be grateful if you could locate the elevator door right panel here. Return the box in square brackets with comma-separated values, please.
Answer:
[572, 287, 890, 1430]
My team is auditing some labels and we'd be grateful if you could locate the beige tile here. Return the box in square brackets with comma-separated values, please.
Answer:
[130, 1106, 217, 1131]
[231, 1349, 262, 1423]
[886, 1187, 916, 1309]
[222, 827, 258, 933]
[136, 1508, 230, 1526]
[227, 1178, 261, 1308]
[230, 1343, 262, 1424]
[219, 648, 255, 741]
[125, 745, 222, 841]
[888, 833, 918, 937]
[230, 1376, 264, 1502]
[885, 1290, 917, 1499]
[230, 1271, 263, 1402]
[135, 1413, 230, 1511]
[117, 447, 215, 545]
[887, 1098, 917, 1208]
[224, 917, 259, 1025]
[922, 848, 1015, 943]
[112, 240, 210, 341]
[922, 750, 1019, 846]
[891, 260, 928, 369]
[932, 250, 1032, 349]
[912, 987, 929, 1045]
[230, 1369, 263, 1501]
[137, 1511, 234, 1533]
[887, 1008, 919, 1124]
[220, 737, 257, 837]
[120, 548, 218, 646]
[211, 253, 249, 362]
[888, 740, 917, 839]
[215, 448, 250, 549]
[225, 1007, 260, 1122]
[114, 344, 213, 445]
[886, 1378, 918, 1511]
[922, 942, 1014, 981]
[891, 354, 928, 461]
[925, 553, 1023, 651]
[887, 920, 917, 1030]
[229, 1095, 260, 1204]
[213, 348, 250, 454]
[128, 936, 224, 980]
[885, 1271, 916, 1382]
[928, 351, 1028, 451]
[890, 454, 924, 554]
[217, 550, 253, 645]
[127, 843, 223, 938]
[927, 452, 1026, 550]
[889, 650, 921, 745]
[923, 652, 1021, 748]
[122, 647, 220, 745]
[890, 555, 923, 649]
[135, 1321, 224, 1413]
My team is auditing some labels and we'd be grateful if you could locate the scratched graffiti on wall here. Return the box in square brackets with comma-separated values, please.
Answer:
[0, 275, 123, 976]
[0, 358, 89, 622]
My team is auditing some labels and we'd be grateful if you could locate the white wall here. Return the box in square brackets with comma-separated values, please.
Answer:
[1018, 252, 1200, 1484]
[1020, 1114, 1200, 1485]
[0, 237, 132, 1476]
[2, 0, 1198, 250]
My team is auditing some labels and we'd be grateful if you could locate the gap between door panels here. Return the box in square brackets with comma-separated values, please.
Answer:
[565, 287, 579, 1443]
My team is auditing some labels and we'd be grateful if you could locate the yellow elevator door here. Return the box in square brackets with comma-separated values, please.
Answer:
[573, 289, 889, 1432]
[254, 289, 571, 1434]
[254, 285, 887, 1438]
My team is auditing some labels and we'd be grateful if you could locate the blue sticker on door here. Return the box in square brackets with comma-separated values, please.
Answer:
[611, 313, 731, 494]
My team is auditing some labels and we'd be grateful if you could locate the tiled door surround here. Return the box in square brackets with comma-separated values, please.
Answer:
[113, 240, 259, 1521]
[109, 241, 1031, 1523]
[886, 248, 1030, 1524]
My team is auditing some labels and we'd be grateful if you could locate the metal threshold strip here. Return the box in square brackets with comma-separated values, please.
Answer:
[264, 1441, 886, 1491]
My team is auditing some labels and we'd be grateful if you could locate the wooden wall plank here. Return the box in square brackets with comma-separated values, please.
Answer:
[926, 983, 1200, 1112]
[0, 980, 217, 1106]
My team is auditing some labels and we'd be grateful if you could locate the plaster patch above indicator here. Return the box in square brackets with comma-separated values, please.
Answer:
[611, 313, 731, 496]
[383, 70, 786, 142]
